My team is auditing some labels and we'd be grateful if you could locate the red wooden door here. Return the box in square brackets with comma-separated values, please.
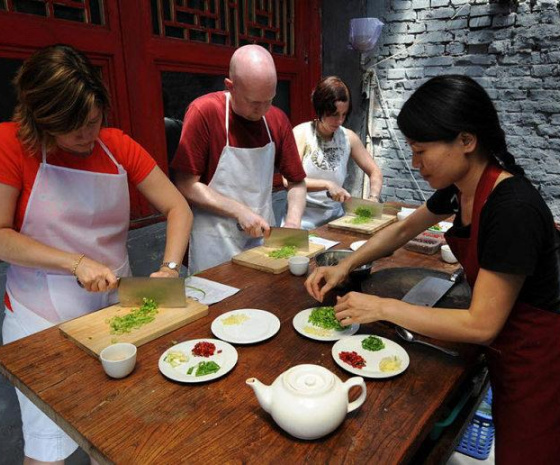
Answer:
[0, 0, 321, 221]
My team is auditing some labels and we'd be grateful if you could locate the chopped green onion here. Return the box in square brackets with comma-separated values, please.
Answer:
[361, 336, 385, 352]
[268, 245, 297, 259]
[195, 361, 221, 376]
[108, 298, 158, 335]
[308, 306, 344, 331]
[350, 206, 374, 224]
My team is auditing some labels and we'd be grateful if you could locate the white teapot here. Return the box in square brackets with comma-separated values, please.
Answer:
[246, 364, 367, 440]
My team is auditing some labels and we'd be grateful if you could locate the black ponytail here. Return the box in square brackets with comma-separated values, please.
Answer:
[397, 75, 525, 177]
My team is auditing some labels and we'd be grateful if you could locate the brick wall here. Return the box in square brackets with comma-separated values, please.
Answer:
[366, 0, 560, 220]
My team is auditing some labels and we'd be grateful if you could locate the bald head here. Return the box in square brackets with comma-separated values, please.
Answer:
[230, 45, 277, 86]
[226, 45, 277, 121]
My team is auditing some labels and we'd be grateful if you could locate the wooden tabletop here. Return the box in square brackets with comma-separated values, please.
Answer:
[0, 225, 483, 465]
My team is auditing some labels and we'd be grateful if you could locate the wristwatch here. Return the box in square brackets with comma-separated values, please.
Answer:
[161, 261, 179, 272]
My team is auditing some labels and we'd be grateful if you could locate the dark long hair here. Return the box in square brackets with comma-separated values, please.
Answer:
[397, 75, 524, 176]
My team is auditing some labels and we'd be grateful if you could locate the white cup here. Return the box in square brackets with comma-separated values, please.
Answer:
[100, 342, 137, 379]
[288, 256, 310, 276]
[441, 244, 458, 264]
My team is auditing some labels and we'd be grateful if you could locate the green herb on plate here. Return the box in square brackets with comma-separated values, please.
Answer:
[195, 361, 221, 376]
[268, 245, 297, 259]
[308, 306, 344, 331]
[108, 298, 159, 335]
[187, 366, 195, 375]
[361, 336, 385, 352]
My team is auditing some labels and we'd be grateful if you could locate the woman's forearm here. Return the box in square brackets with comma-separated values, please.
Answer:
[161, 202, 193, 267]
[0, 228, 81, 273]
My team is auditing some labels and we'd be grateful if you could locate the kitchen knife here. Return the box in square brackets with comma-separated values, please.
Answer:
[401, 268, 464, 307]
[343, 197, 383, 220]
[263, 227, 309, 251]
[118, 277, 186, 308]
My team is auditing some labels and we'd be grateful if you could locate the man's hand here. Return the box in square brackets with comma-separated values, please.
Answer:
[237, 208, 270, 238]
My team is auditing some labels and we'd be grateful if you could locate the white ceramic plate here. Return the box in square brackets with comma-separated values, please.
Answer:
[159, 338, 238, 383]
[292, 308, 359, 341]
[350, 240, 367, 251]
[211, 309, 280, 344]
[332, 335, 409, 379]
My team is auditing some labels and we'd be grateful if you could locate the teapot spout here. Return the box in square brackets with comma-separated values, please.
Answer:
[246, 377, 272, 413]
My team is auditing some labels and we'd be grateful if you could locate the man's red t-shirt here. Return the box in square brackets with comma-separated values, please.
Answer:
[171, 91, 305, 188]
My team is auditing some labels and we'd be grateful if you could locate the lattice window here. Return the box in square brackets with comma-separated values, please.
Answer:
[0, 0, 105, 25]
[151, 0, 294, 56]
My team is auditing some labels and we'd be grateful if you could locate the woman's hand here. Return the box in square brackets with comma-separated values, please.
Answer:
[334, 292, 384, 326]
[75, 256, 118, 292]
[305, 265, 349, 302]
[150, 268, 180, 278]
[327, 182, 351, 203]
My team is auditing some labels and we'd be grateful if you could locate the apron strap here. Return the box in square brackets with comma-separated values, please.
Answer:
[225, 91, 231, 147]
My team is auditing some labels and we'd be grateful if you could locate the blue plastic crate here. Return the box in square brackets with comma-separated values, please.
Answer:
[456, 388, 494, 460]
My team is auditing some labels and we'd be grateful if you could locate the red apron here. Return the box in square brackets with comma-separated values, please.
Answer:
[445, 164, 560, 465]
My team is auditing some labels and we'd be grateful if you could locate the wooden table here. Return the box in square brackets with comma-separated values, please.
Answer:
[0, 226, 484, 465]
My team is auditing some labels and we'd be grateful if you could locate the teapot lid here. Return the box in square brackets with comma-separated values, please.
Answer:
[283, 364, 335, 396]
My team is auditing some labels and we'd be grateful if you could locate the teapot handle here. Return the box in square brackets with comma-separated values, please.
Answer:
[344, 377, 367, 413]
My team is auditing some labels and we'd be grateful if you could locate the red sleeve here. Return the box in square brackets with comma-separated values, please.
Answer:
[271, 110, 306, 183]
[171, 99, 212, 180]
[0, 123, 25, 190]
[100, 129, 157, 185]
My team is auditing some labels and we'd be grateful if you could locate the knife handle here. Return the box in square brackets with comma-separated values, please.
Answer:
[236, 223, 266, 234]
[449, 267, 464, 283]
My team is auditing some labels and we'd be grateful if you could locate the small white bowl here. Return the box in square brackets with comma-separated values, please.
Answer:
[441, 244, 458, 264]
[288, 256, 310, 276]
[100, 342, 137, 379]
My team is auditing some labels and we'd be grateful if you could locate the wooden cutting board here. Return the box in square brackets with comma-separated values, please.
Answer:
[328, 213, 398, 235]
[59, 298, 208, 358]
[232, 243, 324, 274]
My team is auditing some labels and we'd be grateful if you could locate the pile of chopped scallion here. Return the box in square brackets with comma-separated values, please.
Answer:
[308, 306, 344, 331]
[268, 245, 297, 259]
[108, 298, 159, 335]
[350, 206, 374, 225]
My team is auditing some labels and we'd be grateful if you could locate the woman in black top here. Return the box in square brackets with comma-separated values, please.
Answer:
[305, 75, 560, 465]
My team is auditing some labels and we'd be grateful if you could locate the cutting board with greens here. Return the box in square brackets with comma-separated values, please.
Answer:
[328, 213, 397, 235]
[232, 243, 324, 274]
[59, 298, 208, 358]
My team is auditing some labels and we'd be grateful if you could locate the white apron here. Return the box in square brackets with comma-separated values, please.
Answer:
[301, 122, 350, 229]
[188, 92, 275, 273]
[2, 139, 131, 461]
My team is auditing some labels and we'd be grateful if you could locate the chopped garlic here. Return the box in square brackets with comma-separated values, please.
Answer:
[221, 313, 250, 326]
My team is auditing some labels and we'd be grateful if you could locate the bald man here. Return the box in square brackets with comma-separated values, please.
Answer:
[172, 45, 306, 273]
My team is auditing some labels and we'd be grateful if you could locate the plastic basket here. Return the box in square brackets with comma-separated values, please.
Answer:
[456, 389, 495, 460]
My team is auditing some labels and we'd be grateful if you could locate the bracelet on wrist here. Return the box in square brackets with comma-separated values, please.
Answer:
[72, 254, 85, 276]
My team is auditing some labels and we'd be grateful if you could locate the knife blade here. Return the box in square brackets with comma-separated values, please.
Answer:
[343, 197, 383, 219]
[118, 277, 186, 308]
[263, 227, 309, 251]
[401, 268, 464, 307]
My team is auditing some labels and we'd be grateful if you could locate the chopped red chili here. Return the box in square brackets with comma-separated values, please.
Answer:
[192, 341, 216, 357]
[339, 351, 366, 369]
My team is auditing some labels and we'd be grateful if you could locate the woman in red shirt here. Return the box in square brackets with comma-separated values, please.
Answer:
[0, 44, 192, 464]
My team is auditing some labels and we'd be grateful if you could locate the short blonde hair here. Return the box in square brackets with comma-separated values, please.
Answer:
[12, 44, 110, 154]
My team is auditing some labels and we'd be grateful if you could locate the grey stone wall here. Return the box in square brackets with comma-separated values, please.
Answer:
[362, 0, 560, 220]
